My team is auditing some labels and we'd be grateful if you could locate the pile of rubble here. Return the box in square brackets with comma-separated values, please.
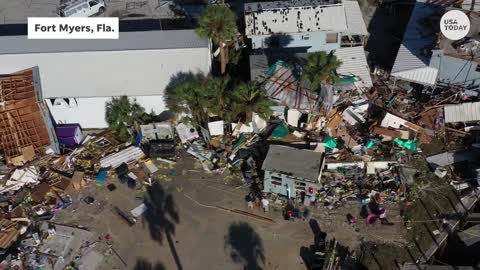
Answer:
[0, 127, 177, 268]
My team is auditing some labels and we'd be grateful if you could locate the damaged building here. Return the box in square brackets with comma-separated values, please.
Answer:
[0, 68, 59, 165]
[244, 0, 368, 52]
[0, 30, 212, 129]
[391, 1, 480, 95]
[262, 145, 325, 201]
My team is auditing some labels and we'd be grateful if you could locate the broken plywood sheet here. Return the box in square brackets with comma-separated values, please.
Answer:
[325, 112, 343, 137]
[337, 126, 359, 149]
[71, 171, 84, 190]
[52, 177, 72, 192]
[9, 146, 36, 166]
[371, 126, 409, 140]
[30, 182, 52, 203]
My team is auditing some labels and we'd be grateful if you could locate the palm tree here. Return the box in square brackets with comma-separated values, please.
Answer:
[204, 77, 235, 123]
[196, 5, 237, 74]
[301, 51, 342, 92]
[165, 77, 211, 129]
[232, 82, 273, 122]
[105, 96, 150, 141]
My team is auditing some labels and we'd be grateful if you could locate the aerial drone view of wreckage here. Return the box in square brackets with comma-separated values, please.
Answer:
[1, 0, 480, 270]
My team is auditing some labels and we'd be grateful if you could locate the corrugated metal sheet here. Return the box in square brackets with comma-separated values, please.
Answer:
[0, 30, 208, 55]
[245, 2, 347, 36]
[391, 2, 439, 74]
[391, 66, 438, 86]
[444, 101, 480, 123]
[334, 46, 373, 88]
[343, 0, 368, 35]
[100, 146, 145, 168]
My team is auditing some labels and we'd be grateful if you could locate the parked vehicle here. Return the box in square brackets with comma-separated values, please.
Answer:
[57, 0, 106, 17]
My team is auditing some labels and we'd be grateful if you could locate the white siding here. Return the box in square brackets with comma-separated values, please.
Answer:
[0, 47, 211, 98]
[47, 96, 168, 129]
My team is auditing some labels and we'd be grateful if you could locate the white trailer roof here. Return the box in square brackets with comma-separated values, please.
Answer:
[0, 30, 211, 98]
[0, 30, 208, 54]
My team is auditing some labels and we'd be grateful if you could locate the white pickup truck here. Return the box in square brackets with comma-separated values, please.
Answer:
[57, 0, 106, 17]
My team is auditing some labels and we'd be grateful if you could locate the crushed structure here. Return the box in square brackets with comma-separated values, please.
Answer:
[0, 68, 58, 165]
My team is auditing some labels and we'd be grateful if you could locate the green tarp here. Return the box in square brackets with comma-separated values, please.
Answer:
[266, 60, 288, 77]
[334, 76, 357, 85]
[272, 124, 289, 139]
[394, 138, 418, 151]
[324, 136, 337, 149]
[366, 140, 376, 149]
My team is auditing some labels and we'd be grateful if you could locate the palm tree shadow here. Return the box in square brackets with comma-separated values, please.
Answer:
[166, 72, 205, 90]
[224, 222, 265, 270]
[143, 181, 182, 270]
[132, 258, 166, 270]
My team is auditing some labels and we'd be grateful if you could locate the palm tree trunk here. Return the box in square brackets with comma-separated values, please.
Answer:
[166, 231, 183, 270]
[220, 44, 227, 74]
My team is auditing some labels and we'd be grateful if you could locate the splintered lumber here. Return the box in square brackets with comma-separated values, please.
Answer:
[0, 219, 19, 249]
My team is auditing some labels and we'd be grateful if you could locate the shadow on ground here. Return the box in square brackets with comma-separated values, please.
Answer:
[365, 1, 415, 71]
[224, 222, 265, 270]
[300, 219, 327, 269]
[143, 181, 182, 270]
[132, 258, 166, 270]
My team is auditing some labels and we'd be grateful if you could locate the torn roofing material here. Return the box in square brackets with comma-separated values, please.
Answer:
[264, 61, 319, 111]
[0, 68, 54, 162]
[250, 48, 372, 89]
[262, 144, 324, 181]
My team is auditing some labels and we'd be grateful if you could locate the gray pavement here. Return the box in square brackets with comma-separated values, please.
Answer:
[0, 0, 179, 24]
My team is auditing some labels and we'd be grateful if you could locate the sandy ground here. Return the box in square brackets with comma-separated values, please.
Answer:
[54, 154, 406, 270]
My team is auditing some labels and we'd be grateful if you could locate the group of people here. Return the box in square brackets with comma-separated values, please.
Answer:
[245, 193, 270, 212]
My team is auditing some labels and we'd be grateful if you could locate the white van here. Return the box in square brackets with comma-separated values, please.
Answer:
[58, 0, 106, 17]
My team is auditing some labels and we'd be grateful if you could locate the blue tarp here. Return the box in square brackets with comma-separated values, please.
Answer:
[96, 170, 107, 185]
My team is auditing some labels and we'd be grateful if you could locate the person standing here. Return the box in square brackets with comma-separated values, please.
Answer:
[261, 197, 269, 212]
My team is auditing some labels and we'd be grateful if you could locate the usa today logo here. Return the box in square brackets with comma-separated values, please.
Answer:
[441, 10, 470, 40]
